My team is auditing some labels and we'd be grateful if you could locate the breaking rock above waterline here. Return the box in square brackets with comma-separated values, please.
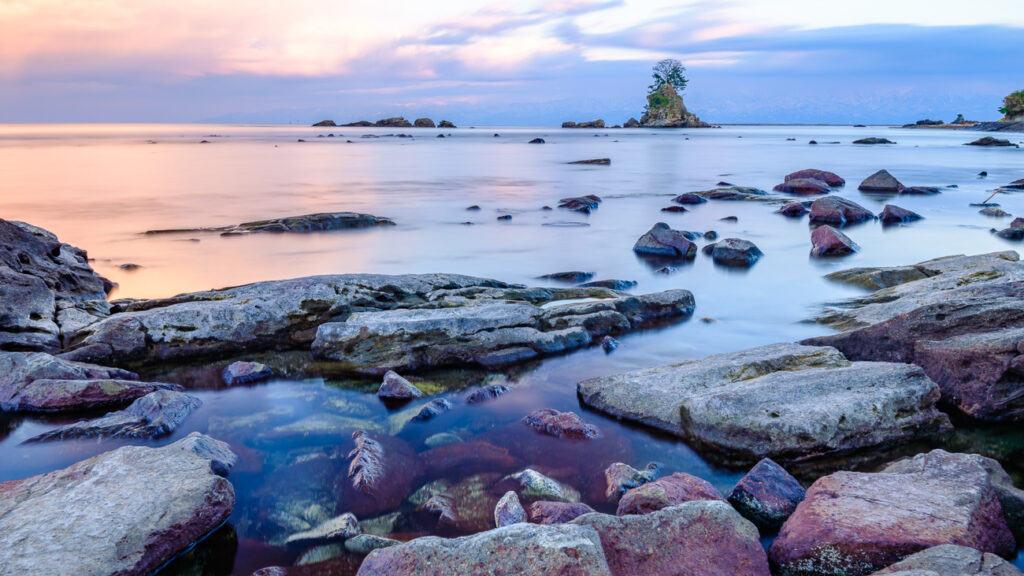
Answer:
[859, 169, 906, 194]
[773, 178, 832, 195]
[633, 222, 698, 258]
[144, 212, 396, 236]
[808, 196, 875, 226]
[0, 433, 235, 576]
[577, 343, 951, 464]
[810, 225, 859, 257]
[785, 169, 845, 187]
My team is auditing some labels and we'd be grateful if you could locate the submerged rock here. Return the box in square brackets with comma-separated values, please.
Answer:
[26, 389, 202, 442]
[616, 472, 724, 515]
[633, 222, 698, 258]
[728, 458, 805, 530]
[341, 430, 423, 518]
[528, 501, 596, 524]
[980, 206, 1011, 217]
[579, 279, 637, 290]
[605, 462, 662, 500]
[811, 225, 859, 257]
[0, 434, 235, 576]
[809, 196, 875, 225]
[345, 534, 401, 555]
[464, 383, 511, 404]
[901, 185, 942, 195]
[494, 491, 528, 527]
[671, 193, 708, 205]
[522, 408, 600, 440]
[966, 137, 1018, 147]
[146, 212, 396, 236]
[689, 186, 770, 201]
[777, 202, 810, 218]
[568, 158, 610, 165]
[285, 513, 360, 546]
[872, 544, 1024, 575]
[411, 398, 452, 421]
[859, 169, 906, 194]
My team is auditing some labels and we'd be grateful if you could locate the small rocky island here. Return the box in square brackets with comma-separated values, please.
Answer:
[904, 89, 1024, 132]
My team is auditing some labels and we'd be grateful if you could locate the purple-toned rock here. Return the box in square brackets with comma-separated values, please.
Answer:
[464, 383, 511, 404]
[616, 472, 724, 516]
[285, 512, 360, 546]
[704, 238, 763, 267]
[859, 169, 906, 194]
[811, 225, 859, 257]
[419, 441, 518, 479]
[671, 193, 707, 205]
[377, 370, 424, 399]
[571, 500, 770, 576]
[878, 205, 923, 225]
[786, 169, 845, 187]
[777, 202, 810, 218]
[25, 388, 202, 442]
[600, 335, 619, 353]
[412, 398, 452, 421]
[728, 458, 805, 530]
[633, 222, 698, 258]
[605, 462, 662, 500]
[768, 450, 1016, 576]
[420, 473, 502, 533]
[494, 491, 527, 527]
[901, 186, 941, 195]
[872, 544, 1024, 575]
[522, 408, 600, 440]
[809, 196, 875, 225]
[222, 361, 274, 385]
[558, 195, 601, 214]
[528, 501, 597, 525]
[774, 178, 831, 195]
[340, 430, 423, 518]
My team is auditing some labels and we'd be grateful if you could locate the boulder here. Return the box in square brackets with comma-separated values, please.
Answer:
[529, 501, 596, 524]
[356, 522, 612, 576]
[633, 222, 698, 258]
[768, 450, 1016, 576]
[728, 458, 805, 530]
[605, 462, 662, 500]
[341, 430, 423, 518]
[616, 472, 724, 515]
[811, 225, 859, 257]
[672, 193, 708, 205]
[464, 383, 511, 404]
[879, 205, 923, 225]
[0, 434, 235, 576]
[853, 137, 896, 144]
[522, 408, 600, 440]
[774, 178, 832, 195]
[494, 491, 527, 527]
[528, 138, 545, 144]
[578, 343, 951, 464]
[377, 371, 424, 399]
[25, 389, 202, 442]
[661, 205, 689, 213]
[871, 544, 1023, 575]
[966, 137, 1018, 147]
[413, 118, 435, 128]
[786, 169, 845, 187]
[538, 271, 595, 283]
[703, 238, 763, 267]
[777, 202, 810, 218]
[558, 195, 602, 214]
[859, 170, 906, 194]
[145, 212, 395, 236]
[809, 196, 876, 225]
[285, 513, 360, 546]
[438, 120, 456, 128]
[980, 207, 1012, 217]
[623, 118, 640, 128]
[506, 468, 580, 502]
[222, 361, 274, 385]
[571, 501, 770, 576]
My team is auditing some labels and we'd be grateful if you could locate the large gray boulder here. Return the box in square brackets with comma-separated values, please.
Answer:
[0, 433, 235, 576]
[871, 544, 1023, 575]
[577, 343, 950, 463]
[354, 522, 613, 576]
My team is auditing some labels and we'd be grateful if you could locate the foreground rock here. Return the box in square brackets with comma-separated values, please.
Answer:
[26, 389, 202, 442]
[878, 205, 923, 225]
[809, 196, 875, 225]
[578, 343, 951, 464]
[728, 458, 805, 530]
[633, 222, 698, 258]
[522, 408, 600, 440]
[786, 169, 845, 187]
[572, 501, 770, 576]
[774, 178, 832, 195]
[605, 462, 662, 500]
[355, 523, 613, 576]
[872, 544, 1023, 575]
[377, 371, 424, 399]
[529, 501, 596, 524]
[145, 212, 395, 236]
[859, 169, 905, 194]
[703, 238, 763, 267]
[494, 491, 527, 527]
[616, 472, 724, 515]
[811, 225, 859, 257]
[768, 450, 1016, 576]
[0, 433, 235, 576]
[342, 430, 422, 517]
[285, 513, 360, 546]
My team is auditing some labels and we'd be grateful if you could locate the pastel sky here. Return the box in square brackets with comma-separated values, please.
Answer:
[1, 0, 1022, 124]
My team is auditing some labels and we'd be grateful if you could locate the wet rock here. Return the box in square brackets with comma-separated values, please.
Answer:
[671, 193, 708, 205]
[507, 468, 580, 502]
[464, 383, 511, 404]
[703, 238, 763, 267]
[419, 441, 518, 479]
[528, 501, 596, 524]
[859, 169, 906, 194]
[341, 430, 423, 518]
[0, 434, 234, 576]
[819, 252, 1017, 295]
[465, 205, 480, 211]
[146, 212, 396, 236]
[285, 513, 360, 546]
[558, 195, 602, 214]
[768, 450, 1016, 576]
[728, 458, 805, 530]
[25, 389, 202, 442]
[774, 178, 832, 195]
[571, 500, 770, 576]
[377, 370, 424, 399]
[356, 522, 612, 576]
[605, 462, 662, 500]
[601, 335, 619, 353]
[786, 169, 845, 187]
[522, 408, 600, 440]
[633, 222, 698, 258]
[871, 544, 1023, 575]
[879, 205, 923, 225]
[690, 186, 770, 201]
[528, 138, 545, 144]
[424, 432, 462, 448]
[616, 472, 724, 515]
[578, 343, 951, 464]
[966, 137, 1018, 147]
[496, 214, 512, 221]
[568, 158, 610, 165]
[438, 120, 456, 128]
[495, 491, 527, 527]
[175, 431, 239, 476]
[777, 202, 810, 218]
[579, 279, 637, 290]
[345, 534, 401, 555]
[661, 205, 689, 213]
[223, 361, 274, 385]
[980, 207, 1011, 217]
[811, 225, 859, 257]
[854, 137, 896, 144]
[809, 196, 876, 225]
[419, 473, 503, 533]
[413, 118, 435, 128]
[411, 398, 452, 421]
[537, 271, 595, 283]
[901, 186, 942, 195]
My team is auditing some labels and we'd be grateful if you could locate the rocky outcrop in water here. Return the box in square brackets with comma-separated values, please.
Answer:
[639, 84, 711, 128]
[809, 196, 875, 225]
[562, 120, 605, 128]
[702, 238, 763, 267]
[25, 388, 201, 442]
[0, 433, 235, 576]
[810, 225, 859, 257]
[786, 169, 845, 187]
[966, 137, 1019, 147]
[145, 212, 395, 236]
[633, 223, 698, 258]
[859, 169, 905, 194]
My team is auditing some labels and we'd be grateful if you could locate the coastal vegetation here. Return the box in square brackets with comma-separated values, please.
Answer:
[1001, 90, 1024, 120]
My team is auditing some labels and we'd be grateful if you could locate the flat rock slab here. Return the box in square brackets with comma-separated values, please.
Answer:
[769, 450, 1016, 576]
[26, 389, 202, 442]
[0, 433, 235, 576]
[571, 501, 770, 576]
[145, 212, 395, 236]
[355, 522, 613, 576]
[871, 544, 1023, 575]
[578, 343, 950, 463]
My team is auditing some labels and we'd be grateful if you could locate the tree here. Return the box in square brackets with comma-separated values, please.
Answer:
[648, 59, 688, 95]
[1000, 90, 1024, 119]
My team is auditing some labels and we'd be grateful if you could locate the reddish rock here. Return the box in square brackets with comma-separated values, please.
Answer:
[420, 473, 502, 533]
[777, 202, 809, 218]
[774, 178, 832, 195]
[632, 223, 698, 258]
[859, 169, 906, 194]
[809, 196, 875, 225]
[419, 441, 518, 478]
[340, 430, 422, 518]
[616, 472, 724, 515]
[785, 169, 845, 187]
[528, 501, 596, 524]
[810, 225, 859, 257]
[522, 408, 600, 440]
[878, 205, 923, 225]
[728, 458, 805, 530]
[768, 450, 1015, 576]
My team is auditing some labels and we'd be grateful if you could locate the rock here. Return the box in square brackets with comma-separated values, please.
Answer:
[879, 205, 923, 225]
[623, 118, 640, 128]
[522, 408, 600, 440]
[558, 195, 602, 214]
[902, 186, 942, 195]
[312, 120, 336, 127]
[418, 473, 508, 532]
[980, 207, 1011, 217]
[605, 462, 662, 500]
[355, 522, 612, 576]
[671, 193, 708, 205]
[496, 214, 512, 221]
[811, 225, 859, 257]
[579, 279, 637, 290]
[568, 158, 611, 165]
[174, 431, 239, 476]
[345, 534, 401, 555]
[419, 441, 518, 479]
[377, 371, 424, 399]
[343, 120, 373, 126]
[859, 169, 906, 194]
[661, 205, 689, 213]
[222, 361, 274, 385]
[809, 196, 876, 225]
[411, 398, 452, 421]
[703, 238, 763, 267]
[465, 205, 480, 211]
[616, 472, 724, 515]
[639, 84, 710, 128]
[424, 432, 462, 448]
[768, 450, 1016, 576]
[854, 137, 896, 144]
[0, 350, 175, 413]
[572, 500, 770, 576]
[145, 212, 396, 236]
[728, 458, 805, 530]
[777, 202, 810, 218]
[413, 118, 435, 128]
[507, 469, 580, 502]
[966, 137, 1018, 147]
[285, 513, 360, 546]
[0, 434, 234, 576]
[495, 491, 528, 527]
[25, 389, 202, 442]
[871, 544, 1023, 575]
[786, 169, 845, 187]
[818, 252, 1018, 295]
[537, 271, 595, 283]
[341, 430, 423, 518]
[374, 117, 412, 128]
[464, 383, 511, 404]
[438, 120, 456, 128]
[809, 140, 818, 145]
[633, 222, 698, 258]
[578, 343, 951, 464]
[688, 187, 770, 202]
[1004, 179, 1024, 190]
[529, 501, 596, 524]
[601, 335, 619, 353]
[774, 178, 832, 195]
[528, 138, 545, 144]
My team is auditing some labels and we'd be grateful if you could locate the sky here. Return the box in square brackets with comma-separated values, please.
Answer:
[1, 0, 1022, 125]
